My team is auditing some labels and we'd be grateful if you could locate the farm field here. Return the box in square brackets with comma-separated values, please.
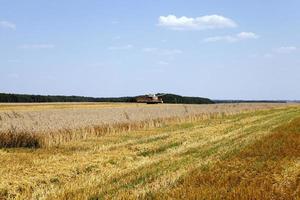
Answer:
[0, 103, 299, 199]
[0, 103, 284, 148]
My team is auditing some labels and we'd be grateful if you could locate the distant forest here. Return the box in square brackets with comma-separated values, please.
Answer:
[0, 93, 214, 104]
[0, 93, 287, 104]
[214, 100, 287, 103]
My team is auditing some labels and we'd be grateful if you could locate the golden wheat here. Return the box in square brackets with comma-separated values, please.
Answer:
[153, 117, 300, 200]
[0, 104, 299, 200]
[0, 103, 289, 148]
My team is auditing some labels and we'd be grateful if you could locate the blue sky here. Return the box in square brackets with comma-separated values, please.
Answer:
[1, 0, 299, 100]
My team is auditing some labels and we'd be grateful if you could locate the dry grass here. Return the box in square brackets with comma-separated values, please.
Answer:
[154, 116, 300, 200]
[0, 104, 299, 199]
[0, 103, 288, 148]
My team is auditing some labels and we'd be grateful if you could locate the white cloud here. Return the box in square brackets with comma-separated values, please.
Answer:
[143, 48, 182, 55]
[0, 20, 16, 30]
[203, 35, 236, 43]
[237, 32, 259, 40]
[108, 44, 133, 50]
[158, 14, 237, 30]
[19, 44, 55, 49]
[203, 32, 259, 43]
[274, 46, 297, 54]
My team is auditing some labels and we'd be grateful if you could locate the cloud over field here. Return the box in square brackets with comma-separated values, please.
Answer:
[203, 32, 259, 43]
[158, 14, 237, 30]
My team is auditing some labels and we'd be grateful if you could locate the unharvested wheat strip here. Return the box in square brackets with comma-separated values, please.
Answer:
[0, 103, 289, 147]
[0, 103, 138, 112]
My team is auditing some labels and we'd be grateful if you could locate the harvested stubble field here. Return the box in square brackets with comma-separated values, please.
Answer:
[0, 103, 299, 200]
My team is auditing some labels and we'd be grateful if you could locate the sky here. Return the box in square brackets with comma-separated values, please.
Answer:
[1, 0, 300, 100]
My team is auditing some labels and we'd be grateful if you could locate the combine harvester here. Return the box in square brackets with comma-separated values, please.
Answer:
[136, 94, 165, 104]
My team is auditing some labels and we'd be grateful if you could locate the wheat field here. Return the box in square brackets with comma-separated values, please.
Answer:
[0, 103, 299, 199]
[0, 103, 285, 148]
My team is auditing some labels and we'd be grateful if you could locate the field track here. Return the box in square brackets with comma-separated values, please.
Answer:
[0, 104, 299, 199]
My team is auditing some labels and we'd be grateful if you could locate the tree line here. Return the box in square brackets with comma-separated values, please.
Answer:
[0, 93, 214, 104]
